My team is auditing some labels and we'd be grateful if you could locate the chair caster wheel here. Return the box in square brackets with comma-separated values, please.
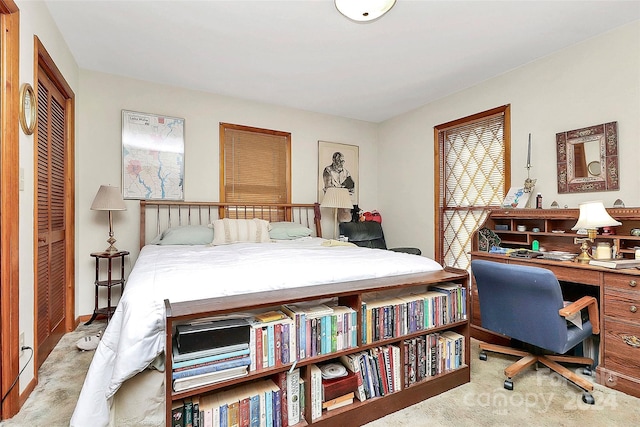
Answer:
[504, 379, 514, 390]
[479, 352, 488, 361]
[582, 367, 593, 376]
[582, 392, 595, 405]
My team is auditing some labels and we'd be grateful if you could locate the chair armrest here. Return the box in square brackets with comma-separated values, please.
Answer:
[389, 247, 422, 256]
[559, 296, 600, 335]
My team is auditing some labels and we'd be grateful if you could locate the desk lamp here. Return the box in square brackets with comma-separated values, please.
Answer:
[320, 187, 353, 239]
[571, 201, 620, 264]
[91, 185, 127, 253]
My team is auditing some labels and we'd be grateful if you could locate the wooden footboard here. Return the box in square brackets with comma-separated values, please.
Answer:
[140, 200, 321, 248]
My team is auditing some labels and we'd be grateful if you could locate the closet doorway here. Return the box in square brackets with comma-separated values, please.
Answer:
[33, 37, 75, 370]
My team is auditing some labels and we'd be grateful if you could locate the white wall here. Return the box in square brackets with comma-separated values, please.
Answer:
[16, 0, 80, 392]
[377, 21, 640, 257]
[76, 71, 379, 318]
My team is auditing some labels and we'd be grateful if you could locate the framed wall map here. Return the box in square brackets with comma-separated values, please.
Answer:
[122, 110, 185, 200]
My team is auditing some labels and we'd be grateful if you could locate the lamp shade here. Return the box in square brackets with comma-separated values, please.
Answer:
[571, 201, 621, 230]
[320, 187, 353, 209]
[91, 185, 126, 211]
[335, 0, 396, 22]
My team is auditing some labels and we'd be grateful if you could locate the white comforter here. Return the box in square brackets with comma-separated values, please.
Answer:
[71, 238, 442, 426]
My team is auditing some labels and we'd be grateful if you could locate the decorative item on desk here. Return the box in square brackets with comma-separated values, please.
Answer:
[523, 133, 536, 207]
[535, 193, 543, 209]
[320, 187, 354, 239]
[516, 225, 526, 232]
[532, 227, 540, 233]
[594, 242, 612, 260]
[478, 228, 501, 252]
[550, 201, 559, 209]
[502, 187, 530, 209]
[601, 226, 616, 236]
[532, 240, 539, 251]
[613, 199, 625, 208]
[570, 201, 621, 264]
[91, 185, 127, 253]
[630, 228, 640, 237]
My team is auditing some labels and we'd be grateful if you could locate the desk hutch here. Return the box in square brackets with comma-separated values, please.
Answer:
[471, 207, 640, 398]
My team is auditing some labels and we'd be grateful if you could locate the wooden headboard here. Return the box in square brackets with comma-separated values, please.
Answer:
[140, 200, 322, 249]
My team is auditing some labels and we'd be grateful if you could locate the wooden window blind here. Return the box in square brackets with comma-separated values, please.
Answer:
[434, 105, 511, 269]
[220, 123, 291, 218]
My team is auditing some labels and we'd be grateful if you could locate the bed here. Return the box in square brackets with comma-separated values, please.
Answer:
[70, 201, 448, 427]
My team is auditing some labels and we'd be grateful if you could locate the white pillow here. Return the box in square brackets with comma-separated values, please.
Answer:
[209, 218, 270, 245]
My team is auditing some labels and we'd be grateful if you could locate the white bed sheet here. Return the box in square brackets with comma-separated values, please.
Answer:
[71, 238, 442, 427]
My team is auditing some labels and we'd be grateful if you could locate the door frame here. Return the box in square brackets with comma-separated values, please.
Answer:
[33, 36, 75, 370]
[0, 0, 20, 419]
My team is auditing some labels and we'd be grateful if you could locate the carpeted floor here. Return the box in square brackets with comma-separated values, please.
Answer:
[2, 322, 639, 426]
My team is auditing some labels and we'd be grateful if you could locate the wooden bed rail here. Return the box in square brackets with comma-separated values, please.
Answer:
[140, 200, 322, 249]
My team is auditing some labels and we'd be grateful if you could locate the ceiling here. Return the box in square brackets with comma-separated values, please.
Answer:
[44, 1, 640, 123]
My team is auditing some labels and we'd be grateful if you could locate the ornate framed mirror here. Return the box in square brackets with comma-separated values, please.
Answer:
[19, 83, 37, 135]
[556, 122, 619, 193]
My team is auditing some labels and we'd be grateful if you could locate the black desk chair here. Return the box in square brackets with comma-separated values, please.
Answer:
[471, 259, 599, 404]
[339, 221, 421, 255]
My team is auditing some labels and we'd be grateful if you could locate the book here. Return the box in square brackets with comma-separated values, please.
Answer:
[339, 353, 366, 402]
[172, 356, 251, 380]
[588, 258, 640, 269]
[193, 397, 200, 427]
[173, 340, 250, 364]
[286, 368, 300, 425]
[309, 364, 323, 421]
[272, 371, 288, 427]
[173, 348, 252, 370]
[173, 366, 249, 392]
[172, 401, 185, 427]
[254, 310, 288, 323]
[321, 391, 354, 410]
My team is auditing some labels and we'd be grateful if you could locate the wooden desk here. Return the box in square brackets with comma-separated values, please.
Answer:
[470, 251, 640, 398]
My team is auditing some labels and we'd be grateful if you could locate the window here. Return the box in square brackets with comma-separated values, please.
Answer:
[434, 105, 511, 270]
[219, 123, 291, 219]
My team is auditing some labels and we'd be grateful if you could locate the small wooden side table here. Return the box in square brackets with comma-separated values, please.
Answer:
[85, 250, 129, 325]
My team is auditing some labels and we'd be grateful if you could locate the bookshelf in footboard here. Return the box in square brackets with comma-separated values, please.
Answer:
[164, 267, 470, 427]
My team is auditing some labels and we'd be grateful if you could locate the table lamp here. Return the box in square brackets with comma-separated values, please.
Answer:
[91, 185, 127, 253]
[320, 187, 353, 239]
[571, 201, 621, 264]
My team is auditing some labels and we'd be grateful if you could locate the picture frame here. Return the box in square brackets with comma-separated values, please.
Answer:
[19, 83, 37, 135]
[122, 110, 185, 200]
[318, 141, 359, 205]
[556, 121, 619, 193]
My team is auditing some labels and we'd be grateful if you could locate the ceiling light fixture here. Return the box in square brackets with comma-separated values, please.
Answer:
[335, 0, 397, 23]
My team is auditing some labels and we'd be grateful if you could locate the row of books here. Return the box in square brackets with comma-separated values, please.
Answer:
[172, 341, 253, 392]
[281, 303, 358, 360]
[172, 370, 305, 427]
[403, 331, 465, 388]
[171, 303, 358, 392]
[172, 330, 466, 426]
[361, 282, 467, 344]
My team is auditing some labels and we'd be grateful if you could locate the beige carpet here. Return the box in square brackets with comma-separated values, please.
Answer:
[1, 322, 638, 426]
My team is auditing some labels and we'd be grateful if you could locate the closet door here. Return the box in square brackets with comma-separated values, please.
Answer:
[35, 70, 67, 368]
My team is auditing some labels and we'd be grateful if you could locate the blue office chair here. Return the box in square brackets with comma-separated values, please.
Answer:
[471, 259, 600, 404]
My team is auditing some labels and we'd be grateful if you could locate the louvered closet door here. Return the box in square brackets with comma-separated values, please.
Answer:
[35, 71, 67, 368]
